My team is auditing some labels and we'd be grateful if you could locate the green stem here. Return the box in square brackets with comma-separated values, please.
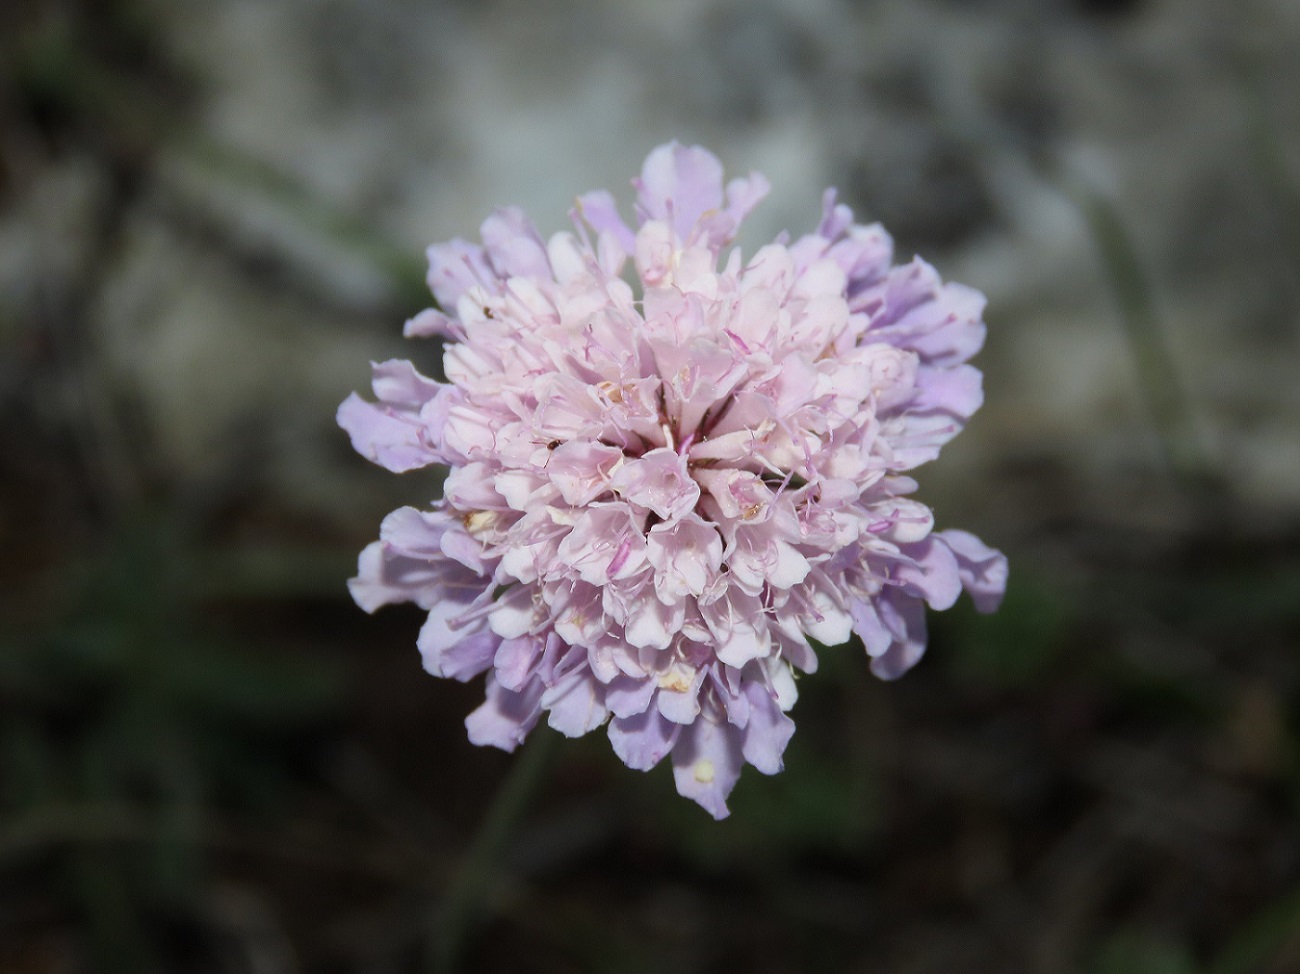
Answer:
[1071, 186, 1208, 485]
[179, 132, 429, 303]
[1239, 54, 1300, 296]
[429, 730, 556, 974]
[15, 20, 427, 304]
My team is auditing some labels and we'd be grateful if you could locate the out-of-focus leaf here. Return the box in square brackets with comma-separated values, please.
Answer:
[1168, 565, 1300, 627]
[945, 567, 1071, 687]
[1075, 186, 1206, 483]
[644, 720, 877, 872]
[165, 637, 343, 725]
[2, 502, 348, 951]
[1210, 887, 1300, 974]
[193, 545, 359, 601]
[723, 742, 877, 853]
[68, 845, 158, 974]
[1091, 932, 1201, 974]
[2, 719, 56, 810]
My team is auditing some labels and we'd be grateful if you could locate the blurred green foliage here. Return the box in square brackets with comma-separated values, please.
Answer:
[1092, 933, 1200, 974]
[944, 566, 1073, 688]
[1091, 886, 1300, 974]
[0, 508, 348, 970]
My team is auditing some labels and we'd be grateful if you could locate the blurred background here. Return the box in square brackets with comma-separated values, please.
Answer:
[2, 0, 1299, 971]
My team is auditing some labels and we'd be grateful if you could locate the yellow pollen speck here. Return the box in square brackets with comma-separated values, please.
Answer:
[742, 503, 763, 520]
[658, 671, 692, 693]
[463, 510, 496, 534]
[693, 759, 715, 784]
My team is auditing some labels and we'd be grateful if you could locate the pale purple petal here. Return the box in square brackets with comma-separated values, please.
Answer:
[605, 674, 657, 719]
[480, 206, 553, 282]
[379, 506, 446, 554]
[426, 238, 498, 309]
[647, 514, 724, 603]
[849, 597, 893, 658]
[547, 441, 623, 505]
[816, 187, 854, 239]
[864, 262, 987, 367]
[336, 394, 437, 474]
[935, 529, 1009, 613]
[417, 593, 489, 678]
[465, 674, 543, 752]
[608, 708, 681, 771]
[575, 190, 636, 254]
[404, 307, 462, 339]
[337, 360, 447, 473]
[611, 448, 700, 523]
[912, 363, 984, 420]
[494, 635, 541, 691]
[347, 541, 422, 613]
[634, 142, 725, 241]
[657, 673, 705, 725]
[542, 667, 609, 737]
[622, 594, 682, 650]
[869, 592, 929, 680]
[670, 719, 745, 820]
[347, 537, 475, 614]
[436, 630, 499, 683]
[740, 682, 796, 775]
[724, 171, 771, 228]
[894, 535, 963, 611]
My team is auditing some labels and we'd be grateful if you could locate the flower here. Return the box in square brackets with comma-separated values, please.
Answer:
[339, 143, 1008, 819]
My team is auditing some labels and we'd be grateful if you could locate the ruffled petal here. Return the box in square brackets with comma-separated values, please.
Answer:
[634, 142, 725, 242]
[936, 529, 1009, 613]
[741, 682, 796, 776]
[542, 666, 609, 737]
[426, 238, 498, 309]
[465, 674, 543, 752]
[337, 360, 447, 473]
[480, 206, 553, 282]
[869, 592, 929, 680]
[670, 718, 745, 820]
[608, 708, 681, 771]
[574, 189, 636, 254]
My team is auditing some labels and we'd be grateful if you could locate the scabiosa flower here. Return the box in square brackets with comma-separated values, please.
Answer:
[340, 143, 1007, 818]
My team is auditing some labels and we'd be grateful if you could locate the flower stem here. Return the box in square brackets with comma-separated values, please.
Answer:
[1073, 186, 1209, 486]
[429, 730, 555, 974]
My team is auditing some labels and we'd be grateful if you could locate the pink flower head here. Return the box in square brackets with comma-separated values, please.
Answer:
[340, 143, 1007, 819]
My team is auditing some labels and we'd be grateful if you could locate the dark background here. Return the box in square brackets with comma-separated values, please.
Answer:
[3, 0, 1299, 971]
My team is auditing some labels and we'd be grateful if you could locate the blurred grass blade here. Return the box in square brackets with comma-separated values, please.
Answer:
[1239, 56, 1300, 301]
[180, 131, 429, 304]
[1211, 887, 1300, 974]
[1091, 932, 1200, 974]
[1074, 188, 1207, 483]
[431, 730, 556, 974]
[194, 545, 359, 601]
